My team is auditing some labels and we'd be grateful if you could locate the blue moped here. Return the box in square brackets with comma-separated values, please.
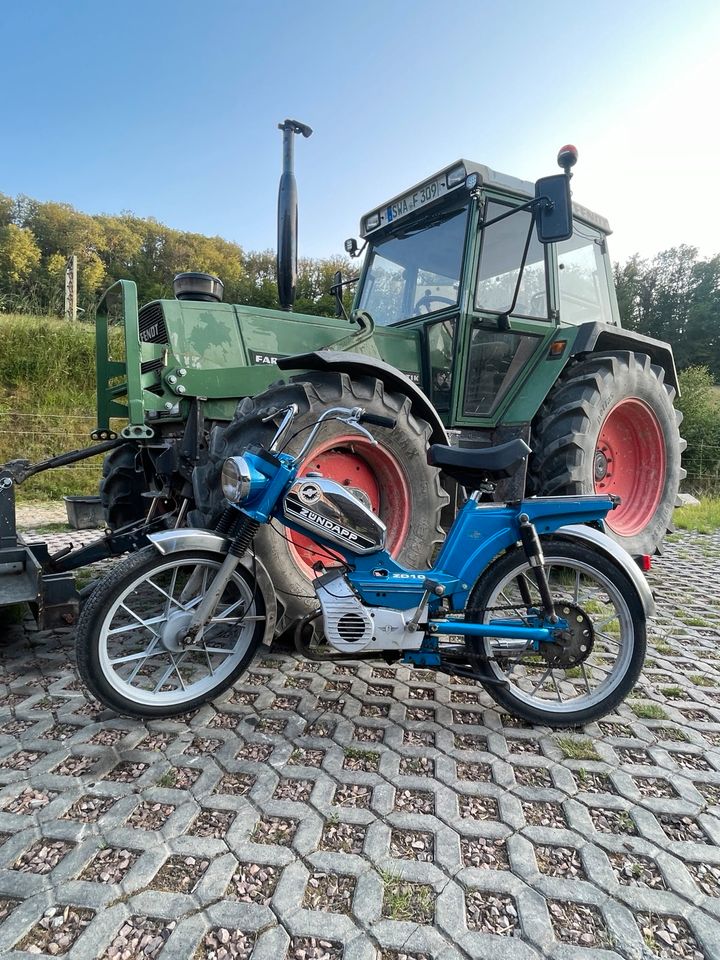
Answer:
[75, 403, 653, 726]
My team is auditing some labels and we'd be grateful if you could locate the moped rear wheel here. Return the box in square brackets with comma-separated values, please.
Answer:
[75, 548, 267, 719]
[465, 540, 646, 727]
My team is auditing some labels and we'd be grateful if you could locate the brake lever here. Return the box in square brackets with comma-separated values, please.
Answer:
[338, 414, 377, 445]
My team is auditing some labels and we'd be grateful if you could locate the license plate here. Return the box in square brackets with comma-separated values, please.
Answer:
[385, 176, 448, 225]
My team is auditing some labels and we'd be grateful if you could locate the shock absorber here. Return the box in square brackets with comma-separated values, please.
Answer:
[518, 514, 557, 622]
[228, 516, 261, 557]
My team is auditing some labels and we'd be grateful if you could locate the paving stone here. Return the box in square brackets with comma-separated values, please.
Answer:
[3, 526, 720, 957]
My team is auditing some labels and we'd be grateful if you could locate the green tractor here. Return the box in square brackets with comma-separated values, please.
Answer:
[92, 123, 684, 634]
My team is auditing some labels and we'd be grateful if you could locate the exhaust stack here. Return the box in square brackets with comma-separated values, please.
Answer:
[277, 118, 313, 311]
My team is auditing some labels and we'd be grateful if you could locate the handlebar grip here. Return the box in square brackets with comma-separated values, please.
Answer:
[359, 412, 397, 429]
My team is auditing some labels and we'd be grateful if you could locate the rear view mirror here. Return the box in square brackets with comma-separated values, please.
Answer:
[535, 174, 573, 243]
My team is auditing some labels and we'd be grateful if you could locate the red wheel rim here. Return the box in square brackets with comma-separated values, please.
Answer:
[286, 434, 411, 575]
[594, 398, 666, 537]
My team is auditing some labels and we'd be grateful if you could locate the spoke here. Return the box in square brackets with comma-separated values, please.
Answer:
[126, 637, 163, 684]
[212, 597, 246, 620]
[203, 645, 215, 676]
[530, 664, 554, 695]
[153, 659, 180, 694]
[574, 570, 581, 604]
[164, 567, 180, 616]
[172, 654, 188, 691]
[580, 662, 592, 693]
[187, 644, 238, 656]
[107, 616, 166, 637]
[597, 631, 622, 648]
[109, 646, 167, 666]
[595, 612, 620, 631]
[119, 602, 162, 636]
[209, 614, 263, 624]
[551, 670, 563, 702]
[180, 566, 206, 604]
[147, 577, 189, 611]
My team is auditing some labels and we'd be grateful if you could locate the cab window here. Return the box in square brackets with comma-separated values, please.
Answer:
[557, 227, 613, 324]
[475, 201, 548, 319]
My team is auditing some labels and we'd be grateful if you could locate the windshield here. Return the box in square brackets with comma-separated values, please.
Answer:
[358, 204, 469, 325]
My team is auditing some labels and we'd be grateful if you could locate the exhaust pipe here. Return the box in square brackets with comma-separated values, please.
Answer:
[277, 118, 312, 311]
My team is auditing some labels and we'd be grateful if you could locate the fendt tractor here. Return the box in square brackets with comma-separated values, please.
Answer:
[0, 120, 684, 631]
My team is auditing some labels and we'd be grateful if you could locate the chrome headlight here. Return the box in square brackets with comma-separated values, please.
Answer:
[221, 456, 252, 503]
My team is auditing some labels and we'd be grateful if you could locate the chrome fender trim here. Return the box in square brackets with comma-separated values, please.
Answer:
[148, 529, 277, 645]
[554, 524, 656, 618]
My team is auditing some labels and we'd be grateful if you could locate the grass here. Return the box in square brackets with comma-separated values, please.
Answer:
[630, 702, 668, 720]
[380, 871, 435, 923]
[555, 736, 600, 761]
[0, 313, 107, 501]
[689, 673, 718, 687]
[674, 497, 720, 534]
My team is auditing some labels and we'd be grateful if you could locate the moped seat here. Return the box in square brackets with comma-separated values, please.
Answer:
[427, 438, 531, 487]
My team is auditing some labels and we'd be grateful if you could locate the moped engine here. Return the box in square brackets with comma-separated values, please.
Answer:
[315, 570, 425, 654]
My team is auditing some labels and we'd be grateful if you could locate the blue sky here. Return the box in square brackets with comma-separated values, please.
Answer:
[1, 0, 719, 263]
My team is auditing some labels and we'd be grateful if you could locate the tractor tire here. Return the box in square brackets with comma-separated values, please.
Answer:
[530, 351, 686, 556]
[99, 443, 147, 530]
[191, 371, 449, 633]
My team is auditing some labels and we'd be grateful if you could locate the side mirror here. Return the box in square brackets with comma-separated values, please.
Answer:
[535, 174, 573, 243]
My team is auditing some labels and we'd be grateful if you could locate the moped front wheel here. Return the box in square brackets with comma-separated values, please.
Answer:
[75, 547, 267, 719]
[465, 540, 646, 727]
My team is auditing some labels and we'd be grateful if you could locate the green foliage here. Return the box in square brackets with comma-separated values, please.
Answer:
[675, 366, 720, 490]
[614, 246, 720, 377]
[0, 190, 353, 318]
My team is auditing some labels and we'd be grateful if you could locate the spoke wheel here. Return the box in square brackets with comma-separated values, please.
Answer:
[75, 548, 266, 718]
[465, 540, 646, 727]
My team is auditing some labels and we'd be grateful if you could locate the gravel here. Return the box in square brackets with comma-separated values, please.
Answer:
[17, 905, 94, 956]
[465, 891, 517, 936]
[214, 773, 256, 796]
[352, 724, 385, 743]
[522, 801, 566, 829]
[150, 855, 210, 894]
[126, 801, 176, 830]
[637, 912, 704, 959]
[394, 789, 435, 815]
[535, 845, 586, 879]
[273, 778, 313, 802]
[4, 787, 58, 813]
[226, 862, 278, 904]
[389, 829, 434, 862]
[99, 916, 176, 960]
[80, 847, 139, 884]
[288, 748, 325, 767]
[188, 808, 235, 838]
[608, 852, 666, 889]
[303, 872, 356, 913]
[548, 900, 610, 947]
[589, 807, 636, 834]
[103, 760, 149, 782]
[398, 756, 434, 776]
[251, 816, 298, 845]
[658, 814, 709, 843]
[332, 783, 371, 808]
[196, 928, 254, 960]
[461, 836, 509, 870]
[460, 795, 500, 821]
[685, 860, 720, 897]
[454, 734, 488, 751]
[456, 761, 492, 782]
[52, 756, 97, 777]
[88, 727, 126, 746]
[632, 776, 678, 798]
[288, 936, 343, 960]
[320, 821, 366, 855]
[403, 730, 435, 746]
[12, 839, 74, 874]
[185, 737, 223, 756]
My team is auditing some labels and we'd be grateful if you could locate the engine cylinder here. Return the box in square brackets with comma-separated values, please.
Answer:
[173, 272, 224, 302]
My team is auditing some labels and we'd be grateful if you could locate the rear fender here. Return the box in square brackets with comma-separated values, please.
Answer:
[147, 529, 277, 644]
[551, 524, 655, 617]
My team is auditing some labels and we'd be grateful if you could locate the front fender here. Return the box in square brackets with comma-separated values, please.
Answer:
[147, 529, 278, 645]
[554, 524, 655, 618]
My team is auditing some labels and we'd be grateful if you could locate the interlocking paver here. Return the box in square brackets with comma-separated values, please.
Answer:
[4, 524, 720, 956]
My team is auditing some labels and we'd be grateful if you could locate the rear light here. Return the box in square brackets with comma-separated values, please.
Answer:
[638, 555, 652, 572]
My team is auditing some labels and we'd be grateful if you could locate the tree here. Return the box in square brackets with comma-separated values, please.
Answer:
[0, 224, 41, 287]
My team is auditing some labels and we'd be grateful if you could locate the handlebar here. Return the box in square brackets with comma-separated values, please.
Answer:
[359, 412, 397, 429]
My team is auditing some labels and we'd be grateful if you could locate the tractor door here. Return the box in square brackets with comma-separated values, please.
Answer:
[451, 196, 558, 428]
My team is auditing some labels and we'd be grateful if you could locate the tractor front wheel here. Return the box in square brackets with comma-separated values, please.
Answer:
[530, 351, 686, 556]
[99, 443, 147, 530]
[191, 372, 448, 634]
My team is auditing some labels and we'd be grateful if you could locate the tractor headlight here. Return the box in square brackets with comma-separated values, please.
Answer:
[221, 456, 252, 503]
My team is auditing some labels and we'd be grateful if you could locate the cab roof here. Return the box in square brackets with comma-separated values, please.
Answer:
[360, 159, 611, 238]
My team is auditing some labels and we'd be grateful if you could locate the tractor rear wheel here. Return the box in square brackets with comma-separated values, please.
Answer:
[100, 443, 147, 530]
[530, 351, 686, 556]
[191, 372, 448, 633]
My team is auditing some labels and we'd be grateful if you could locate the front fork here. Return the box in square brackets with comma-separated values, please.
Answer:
[518, 513, 557, 622]
[181, 511, 260, 646]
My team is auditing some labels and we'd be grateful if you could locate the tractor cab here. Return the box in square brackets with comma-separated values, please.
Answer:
[352, 154, 620, 430]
